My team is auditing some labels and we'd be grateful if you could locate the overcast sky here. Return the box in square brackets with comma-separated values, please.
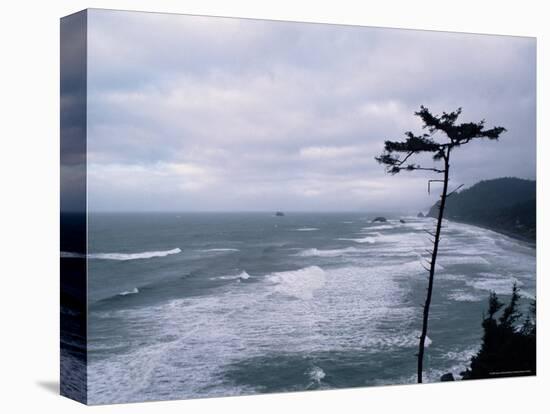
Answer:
[86, 9, 536, 212]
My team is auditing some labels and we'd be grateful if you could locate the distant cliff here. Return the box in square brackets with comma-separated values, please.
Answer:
[427, 177, 536, 241]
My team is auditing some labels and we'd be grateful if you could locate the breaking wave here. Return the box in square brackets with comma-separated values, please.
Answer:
[337, 236, 377, 244]
[200, 248, 240, 253]
[305, 365, 326, 389]
[362, 224, 394, 231]
[211, 271, 251, 281]
[61, 248, 182, 261]
[297, 247, 361, 257]
[447, 290, 482, 302]
[364, 332, 432, 349]
[267, 266, 326, 300]
[118, 288, 139, 296]
[89, 248, 181, 261]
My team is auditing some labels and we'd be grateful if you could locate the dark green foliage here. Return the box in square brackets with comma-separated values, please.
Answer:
[462, 284, 536, 380]
[415, 106, 505, 143]
[499, 284, 522, 329]
[375, 106, 506, 174]
[520, 301, 536, 337]
[427, 177, 536, 240]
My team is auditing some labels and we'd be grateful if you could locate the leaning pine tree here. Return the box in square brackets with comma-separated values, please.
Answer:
[375, 106, 506, 383]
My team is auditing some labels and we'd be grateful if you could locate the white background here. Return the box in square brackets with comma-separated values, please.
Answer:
[0, 0, 547, 412]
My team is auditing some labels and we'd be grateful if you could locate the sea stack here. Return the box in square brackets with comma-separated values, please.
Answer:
[372, 216, 387, 223]
[275, 211, 285, 217]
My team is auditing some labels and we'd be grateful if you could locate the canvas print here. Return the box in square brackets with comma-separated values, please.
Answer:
[60, 9, 536, 405]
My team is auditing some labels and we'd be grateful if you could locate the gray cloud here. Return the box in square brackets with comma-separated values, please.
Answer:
[86, 10, 536, 212]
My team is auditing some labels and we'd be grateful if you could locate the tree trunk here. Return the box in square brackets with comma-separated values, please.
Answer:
[417, 150, 450, 383]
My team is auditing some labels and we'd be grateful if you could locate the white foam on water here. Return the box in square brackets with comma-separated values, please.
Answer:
[337, 236, 376, 244]
[401, 220, 437, 231]
[425, 336, 433, 347]
[88, 260, 420, 403]
[367, 231, 433, 255]
[89, 294, 262, 403]
[267, 266, 326, 300]
[87, 216, 536, 403]
[447, 290, 482, 302]
[361, 224, 394, 231]
[408, 254, 445, 273]
[436, 274, 467, 282]
[87, 248, 182, 261]
[307, 366, 326, 384]
[520, 291, 536, 300]
[212, 271, 251, 281]
[118, 287, 139, 296]
[294, 227, 319, 231]
[422, 346, 480, 383]
[297, 247, 361, 257]
[465, 276, 523, 295]
[443, 347, 480, 362]
[363, 331, 431, 349]
[238, 271, 251, 280]
[386, 343, 479, 386]
[360, 231, 382, 237]
[201, 248, 240, 253]
[437, 255, 491, 267]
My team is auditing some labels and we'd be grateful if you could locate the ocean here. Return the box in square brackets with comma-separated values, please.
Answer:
[81, 212, 536, 404]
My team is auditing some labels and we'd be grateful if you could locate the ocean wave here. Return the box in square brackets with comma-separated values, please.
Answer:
[363, 331, 432, 349]
[237, 271, 251, 280]
[465, 276, 523, 295]
[294, 227, 319, 231]
[307, 366, 326, 383]
[118, 287, 139, 296]
[211, 271, 251, 281]
[359, 231, 382, 237]
[436, 274, 467, 282]
[85, 216, 535, 401]
[389, 356, 473, 385]
[520, 290, 536, 300]
[337, 236, 376, 244]
[361, 224, 394, 231]
[267, 266, 326, 300]
[443, 347, 480, 362]
[200, 248, 240, 253]
[305, 365, 326, 389]
[447, 290, 482, 302]
[89, 248, 181, 261]
[437, 255, 491, 267]
[61, 248, 182, 261]
[297, 247, 361, 257]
